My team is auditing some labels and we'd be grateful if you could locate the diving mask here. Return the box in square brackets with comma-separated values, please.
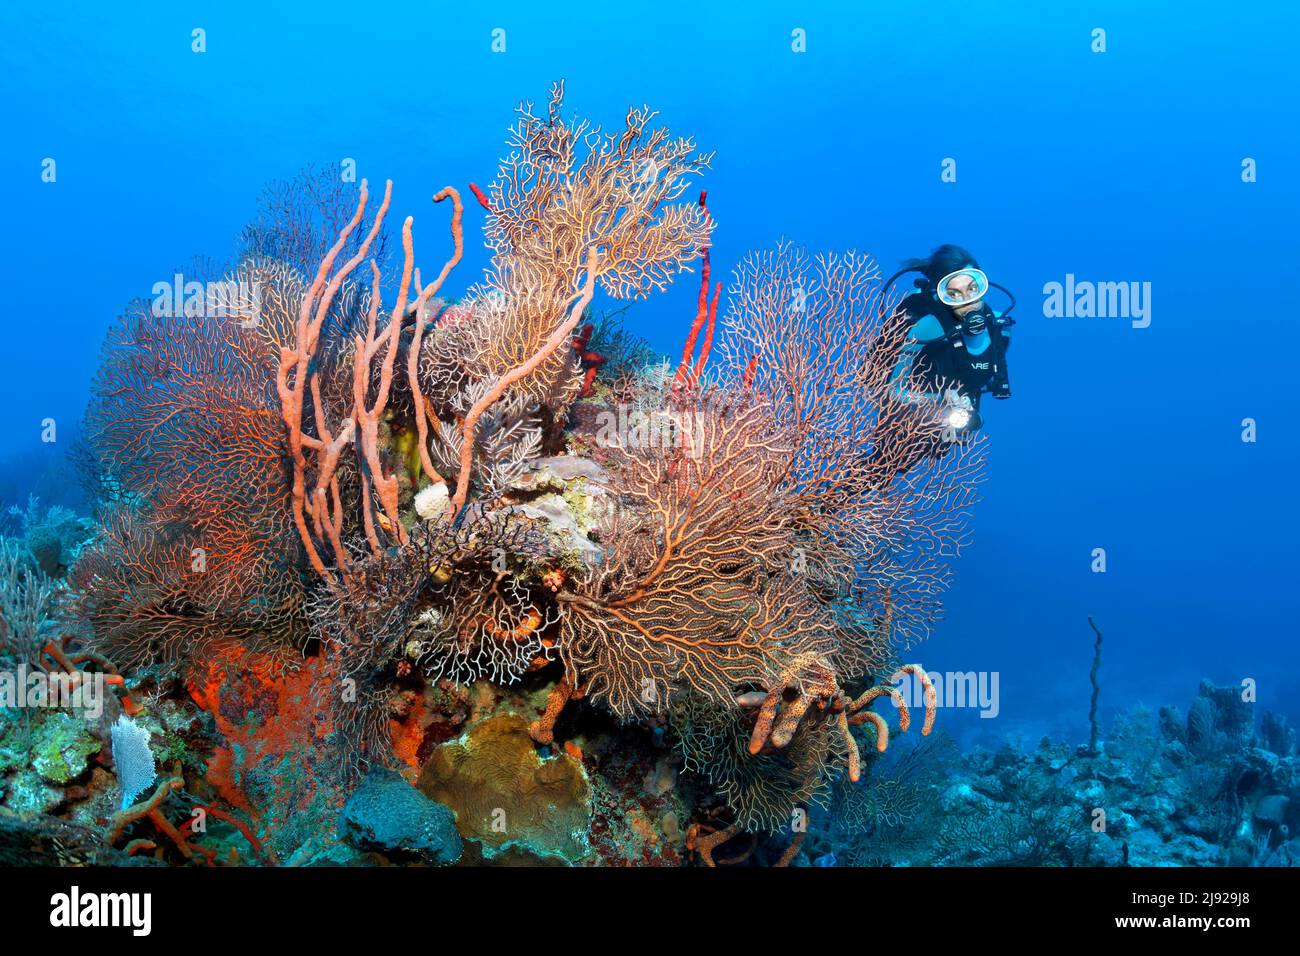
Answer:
[935, 268, 990, 308]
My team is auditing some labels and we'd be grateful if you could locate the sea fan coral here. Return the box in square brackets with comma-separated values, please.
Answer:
[555, 240, 982, 820]
[71, 251, 353, 667]
[717, 241, 986, 650]
[69, 84, 985, 845]
[558, 392, 843, 718]
[673, 690, 848, 833]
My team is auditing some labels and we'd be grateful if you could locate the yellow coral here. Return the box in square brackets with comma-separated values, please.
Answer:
[416, 715, 591, 864]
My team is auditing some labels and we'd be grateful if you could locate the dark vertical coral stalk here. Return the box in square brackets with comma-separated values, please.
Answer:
[1088, 615, 1103, 756]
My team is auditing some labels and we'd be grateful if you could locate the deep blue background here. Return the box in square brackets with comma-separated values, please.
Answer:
[2, 1, 1296, 746]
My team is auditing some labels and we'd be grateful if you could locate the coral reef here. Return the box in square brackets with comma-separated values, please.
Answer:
[0, 83, 993, 867]
[339, 767, 461, 864]
[0, 538, 61, 667]
[802, 681, 1300, 868]
[6, 497, 93, 580]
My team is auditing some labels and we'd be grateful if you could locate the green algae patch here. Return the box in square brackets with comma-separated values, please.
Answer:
[34, 712, 101, 784]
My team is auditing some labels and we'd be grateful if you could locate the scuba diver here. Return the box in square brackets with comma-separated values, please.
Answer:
[876, 244, 1016, 474]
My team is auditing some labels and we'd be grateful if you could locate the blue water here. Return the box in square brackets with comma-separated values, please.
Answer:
[3, 0, 1296, 746]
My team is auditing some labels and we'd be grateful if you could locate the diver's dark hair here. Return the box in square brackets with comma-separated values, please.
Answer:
[901, 244, 980, 284]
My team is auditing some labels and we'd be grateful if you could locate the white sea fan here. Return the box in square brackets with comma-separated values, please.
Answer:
[110, 714, 156, 810]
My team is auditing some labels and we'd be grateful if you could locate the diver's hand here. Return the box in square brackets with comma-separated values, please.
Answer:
[942, 389, 973, 411]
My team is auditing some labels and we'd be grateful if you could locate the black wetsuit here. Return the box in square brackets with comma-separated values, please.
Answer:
[866, 291, 1012, 483]
[895, 291, 1012, 409]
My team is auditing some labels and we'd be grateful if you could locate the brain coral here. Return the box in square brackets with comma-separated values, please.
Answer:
[416, 715, 591, 864]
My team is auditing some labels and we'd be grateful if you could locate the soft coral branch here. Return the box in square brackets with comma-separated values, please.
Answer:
[672, 191, 719, 395]
[407, 187, 465, 489]
[448, 245, 601, 516]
